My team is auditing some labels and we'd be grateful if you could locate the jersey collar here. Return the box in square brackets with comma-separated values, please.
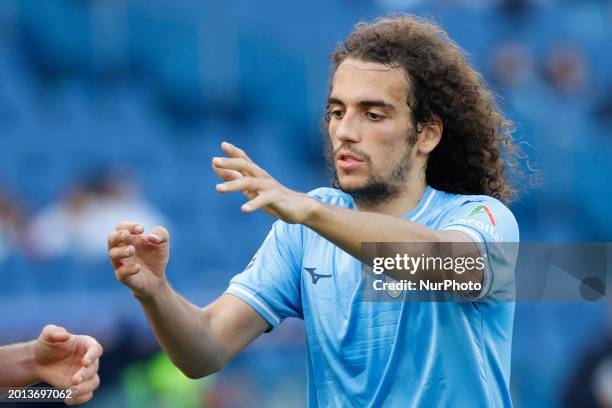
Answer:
[405, 185, 436, 222]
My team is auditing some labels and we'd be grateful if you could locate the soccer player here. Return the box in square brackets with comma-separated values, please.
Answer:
[108, 15, 520, 407]
[0, 325, 103, 405]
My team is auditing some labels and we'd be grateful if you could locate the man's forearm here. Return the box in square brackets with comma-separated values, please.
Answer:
[0, 341, 38, 386]
[303, 199, 441, 262]
[136, 284, 227, 378]
[302, 199, 483, 286]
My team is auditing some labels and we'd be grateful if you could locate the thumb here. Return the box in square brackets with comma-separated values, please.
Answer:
[40, 325, 70, 343]
[147, 226, 169, 245]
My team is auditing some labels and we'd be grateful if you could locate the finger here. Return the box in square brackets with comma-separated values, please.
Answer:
[221, 141, 254, 163]
[115, 263, 141, 280]
[40, 325, 70, 343]
[212, 162, 243, 182]
[50, 328, 70, 343]
[242, 192, 275, 212]
[212, 157, 265, 178]
[72, 374, 100, 397]
[116, 263, 141, 277]
[81, 338, 103, 366]
[107, 230, 132, 248]
[115, 221, 144, 234]
[73, 359, 99, 385]
[212, 164, 258, 199]
[147, 226, 169, 244]
[65, 391, 93, 406]
[109, 245, 135, 261]
[216, 177, 267, 194]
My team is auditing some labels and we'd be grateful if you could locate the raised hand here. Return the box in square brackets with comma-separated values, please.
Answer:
[34, 325, 103, 406]
[212, 142, 315, 224]
[107, 222, 170, 298]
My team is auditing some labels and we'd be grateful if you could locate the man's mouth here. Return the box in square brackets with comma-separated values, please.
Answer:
[336, 151, 365, 171]
[337, 151, 364, 162]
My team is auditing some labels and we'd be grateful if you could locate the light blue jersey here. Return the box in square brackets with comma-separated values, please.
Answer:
[225, 185, 519, 407]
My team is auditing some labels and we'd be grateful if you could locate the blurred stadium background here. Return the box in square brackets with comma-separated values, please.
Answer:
[0, 0, 611, 407]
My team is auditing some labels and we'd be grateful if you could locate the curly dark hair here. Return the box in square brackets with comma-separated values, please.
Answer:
[330, 14, 524, 203]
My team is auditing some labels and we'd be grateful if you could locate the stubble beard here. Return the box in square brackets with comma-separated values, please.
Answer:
[324, 131, 417, 208]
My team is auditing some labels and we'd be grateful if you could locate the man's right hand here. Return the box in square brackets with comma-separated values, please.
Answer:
[107, 222, 170, 299]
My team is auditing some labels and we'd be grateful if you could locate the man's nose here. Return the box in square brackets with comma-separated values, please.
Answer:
[333, 111, 361, 144]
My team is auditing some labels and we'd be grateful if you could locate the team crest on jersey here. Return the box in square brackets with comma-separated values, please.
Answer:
[384, 275, 403, 299]
[468, 205, 496, 226]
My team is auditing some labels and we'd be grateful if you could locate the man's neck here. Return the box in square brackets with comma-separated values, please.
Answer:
[355, 180, 427, 217]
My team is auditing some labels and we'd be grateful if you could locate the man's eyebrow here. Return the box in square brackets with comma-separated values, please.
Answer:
[358, 100, 396, 112]
[327, 97, 343, 106]
[327, 97, 396, 112]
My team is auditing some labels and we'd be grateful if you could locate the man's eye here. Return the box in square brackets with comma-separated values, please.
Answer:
[366, 112, 384, 121]
[329, 110, 344, 119]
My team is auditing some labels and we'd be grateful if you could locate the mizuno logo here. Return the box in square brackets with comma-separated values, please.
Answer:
[304, 267, 331, 285]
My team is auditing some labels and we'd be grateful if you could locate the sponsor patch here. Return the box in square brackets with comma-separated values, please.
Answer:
[468, 205, 496, 226]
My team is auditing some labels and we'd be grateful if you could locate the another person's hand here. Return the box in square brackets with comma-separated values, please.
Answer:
[107, 221, 170, 299]
[34, 325, 103, 406]
[212, 142, 314, 224]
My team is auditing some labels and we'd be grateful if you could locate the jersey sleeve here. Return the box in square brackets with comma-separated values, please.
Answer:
[438, 196, 519, 300]
[224, 220, 303, 330]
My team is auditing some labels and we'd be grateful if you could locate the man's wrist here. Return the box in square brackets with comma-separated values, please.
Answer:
[25, 340, 41, 384]
[302, 195, 328, 227]
[133, 280, 173, 307]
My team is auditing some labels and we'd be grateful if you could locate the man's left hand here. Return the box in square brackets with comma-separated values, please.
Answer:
[212, 142, 315, 224]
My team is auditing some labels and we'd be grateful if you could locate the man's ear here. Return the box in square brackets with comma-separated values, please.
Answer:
[416, 116, 443, 154]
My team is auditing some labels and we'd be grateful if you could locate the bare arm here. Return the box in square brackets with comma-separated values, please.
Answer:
[108, 222, 268, 379]
[303, 200, 443, 259]
[0, 341, 38, 386]
[302, 202, 480, 281]
[137, 286, 268, 378]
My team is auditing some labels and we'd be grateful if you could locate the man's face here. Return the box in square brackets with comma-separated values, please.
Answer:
[326, 58, 417, 204]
